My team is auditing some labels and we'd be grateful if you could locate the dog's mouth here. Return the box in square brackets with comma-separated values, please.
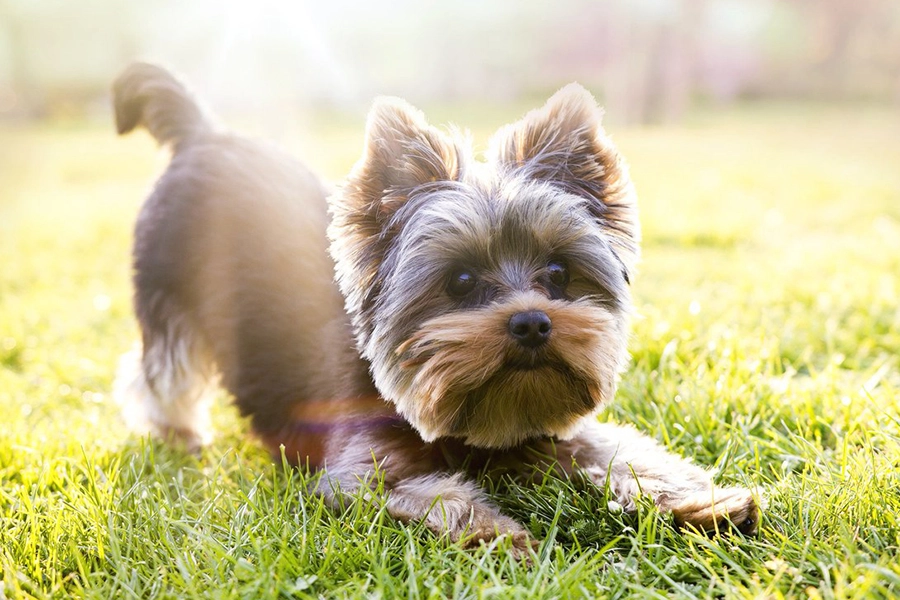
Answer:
[503, 348, 555, 371]
[497, 348, 572, 374]
[442, 360, 601, 446]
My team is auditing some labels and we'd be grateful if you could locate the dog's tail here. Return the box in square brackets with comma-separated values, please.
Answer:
[113, 62, 210, 146]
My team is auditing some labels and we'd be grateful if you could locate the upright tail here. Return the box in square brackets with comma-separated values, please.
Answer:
[113, 62, 210, 146]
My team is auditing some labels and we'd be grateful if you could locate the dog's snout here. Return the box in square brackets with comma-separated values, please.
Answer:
[508, 311, 552, 348]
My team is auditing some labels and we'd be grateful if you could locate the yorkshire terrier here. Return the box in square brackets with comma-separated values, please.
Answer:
[113, 63, 759, 555]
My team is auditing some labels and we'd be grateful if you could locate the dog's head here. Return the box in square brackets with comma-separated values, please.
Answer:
[329, 84, 640, 448]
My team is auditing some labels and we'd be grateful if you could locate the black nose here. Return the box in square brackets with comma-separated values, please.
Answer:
[508, 311, 552, 348]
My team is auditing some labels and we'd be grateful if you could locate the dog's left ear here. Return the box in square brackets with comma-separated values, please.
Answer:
[488, 83, 640, 276]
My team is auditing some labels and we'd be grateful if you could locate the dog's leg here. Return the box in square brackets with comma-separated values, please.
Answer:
[114, 308, 215, 452]
[316, 425, 535, 555]
[384, 473, 533, 551]
[555, 420, 760, 535]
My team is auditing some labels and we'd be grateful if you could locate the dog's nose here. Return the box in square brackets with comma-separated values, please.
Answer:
[508, 311, 552, 348]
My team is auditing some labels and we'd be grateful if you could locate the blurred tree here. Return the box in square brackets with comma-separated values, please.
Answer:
[0, 0, 32, 117]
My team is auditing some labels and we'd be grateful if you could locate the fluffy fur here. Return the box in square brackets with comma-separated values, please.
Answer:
[114, 63, 759, 557]
[112, 62, 375, 455]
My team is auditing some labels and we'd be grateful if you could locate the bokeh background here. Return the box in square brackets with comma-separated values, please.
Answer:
[1, 0, 899, 126]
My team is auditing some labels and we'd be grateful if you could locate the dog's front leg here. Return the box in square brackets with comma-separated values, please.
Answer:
[383, 473, 533, 551]
[316, 425, 535, 554]
[556, 420, 760, 535]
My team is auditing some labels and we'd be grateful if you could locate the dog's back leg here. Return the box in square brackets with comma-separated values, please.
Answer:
[115, 294, 216, 452]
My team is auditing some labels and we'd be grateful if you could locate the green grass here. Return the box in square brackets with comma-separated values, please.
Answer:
[1, 101, 899, 598]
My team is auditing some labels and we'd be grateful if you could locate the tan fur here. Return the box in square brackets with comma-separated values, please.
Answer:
[324, 84, 760, 550]
[394, 292, 624, 447]
[118, 67, 760, 556]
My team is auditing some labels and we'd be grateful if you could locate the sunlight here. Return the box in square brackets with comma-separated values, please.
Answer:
[174, 0, 357, 109]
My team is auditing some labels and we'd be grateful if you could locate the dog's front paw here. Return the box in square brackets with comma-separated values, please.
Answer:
[453, 507, 538, 559]
[387, 474, 537, 558]
[670, 486, 760, 536]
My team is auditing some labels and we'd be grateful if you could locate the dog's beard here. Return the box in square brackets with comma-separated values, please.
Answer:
[392, 293, 627, 448]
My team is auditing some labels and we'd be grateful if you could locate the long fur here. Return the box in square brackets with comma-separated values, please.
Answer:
[115, 66, 759, 555]
[330, 89, 636, 448]
[394, 291, 623, 447]
[327, 84, 759, 548]
[112, 62, 376, 452]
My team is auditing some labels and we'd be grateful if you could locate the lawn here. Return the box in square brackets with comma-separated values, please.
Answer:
[1, 100, 899, 598]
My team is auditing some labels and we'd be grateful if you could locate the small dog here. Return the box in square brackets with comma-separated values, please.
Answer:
[114, 63, 759, 554]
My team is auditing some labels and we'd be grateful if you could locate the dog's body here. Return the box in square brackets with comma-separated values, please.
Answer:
[113, 63, 374, 463]
[114, 63, 758, 553]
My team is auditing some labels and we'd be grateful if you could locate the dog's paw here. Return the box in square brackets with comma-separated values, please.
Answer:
[454, 509, 538, 560]
[387, 475, 537, 559]
[670, 486, 760, 536]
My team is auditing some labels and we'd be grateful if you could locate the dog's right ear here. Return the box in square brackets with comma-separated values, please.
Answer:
[336, 98, 462, 224]
[358, 98, 462, 192]
[330, 98, 464, 351]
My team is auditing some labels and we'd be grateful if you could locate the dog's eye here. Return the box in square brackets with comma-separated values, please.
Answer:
[447, 269, 477, 297]
[547, 261, 569, 288]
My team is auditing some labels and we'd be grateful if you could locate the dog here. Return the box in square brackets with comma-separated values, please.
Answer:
[113, 63, 759, 555]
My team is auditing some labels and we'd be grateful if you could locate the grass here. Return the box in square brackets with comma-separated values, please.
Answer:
[1, 100, 899, 598]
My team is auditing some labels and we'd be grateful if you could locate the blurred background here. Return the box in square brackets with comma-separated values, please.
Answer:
[1, 0, 898, 127]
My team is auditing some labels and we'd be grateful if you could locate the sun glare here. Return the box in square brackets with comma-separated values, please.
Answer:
[186, 0, 355, 109]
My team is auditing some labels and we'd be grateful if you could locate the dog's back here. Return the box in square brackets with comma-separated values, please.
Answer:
[113, 63, 375, 456]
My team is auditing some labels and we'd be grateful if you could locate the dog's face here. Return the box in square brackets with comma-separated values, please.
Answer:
[330, 84, 640, 448]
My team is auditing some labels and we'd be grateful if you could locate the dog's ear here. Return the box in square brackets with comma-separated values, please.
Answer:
[330, 98, 464, 350]
[360, 98, 461, 192]
[489, 83, 640, 276]
[338, 98, 462, 221]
